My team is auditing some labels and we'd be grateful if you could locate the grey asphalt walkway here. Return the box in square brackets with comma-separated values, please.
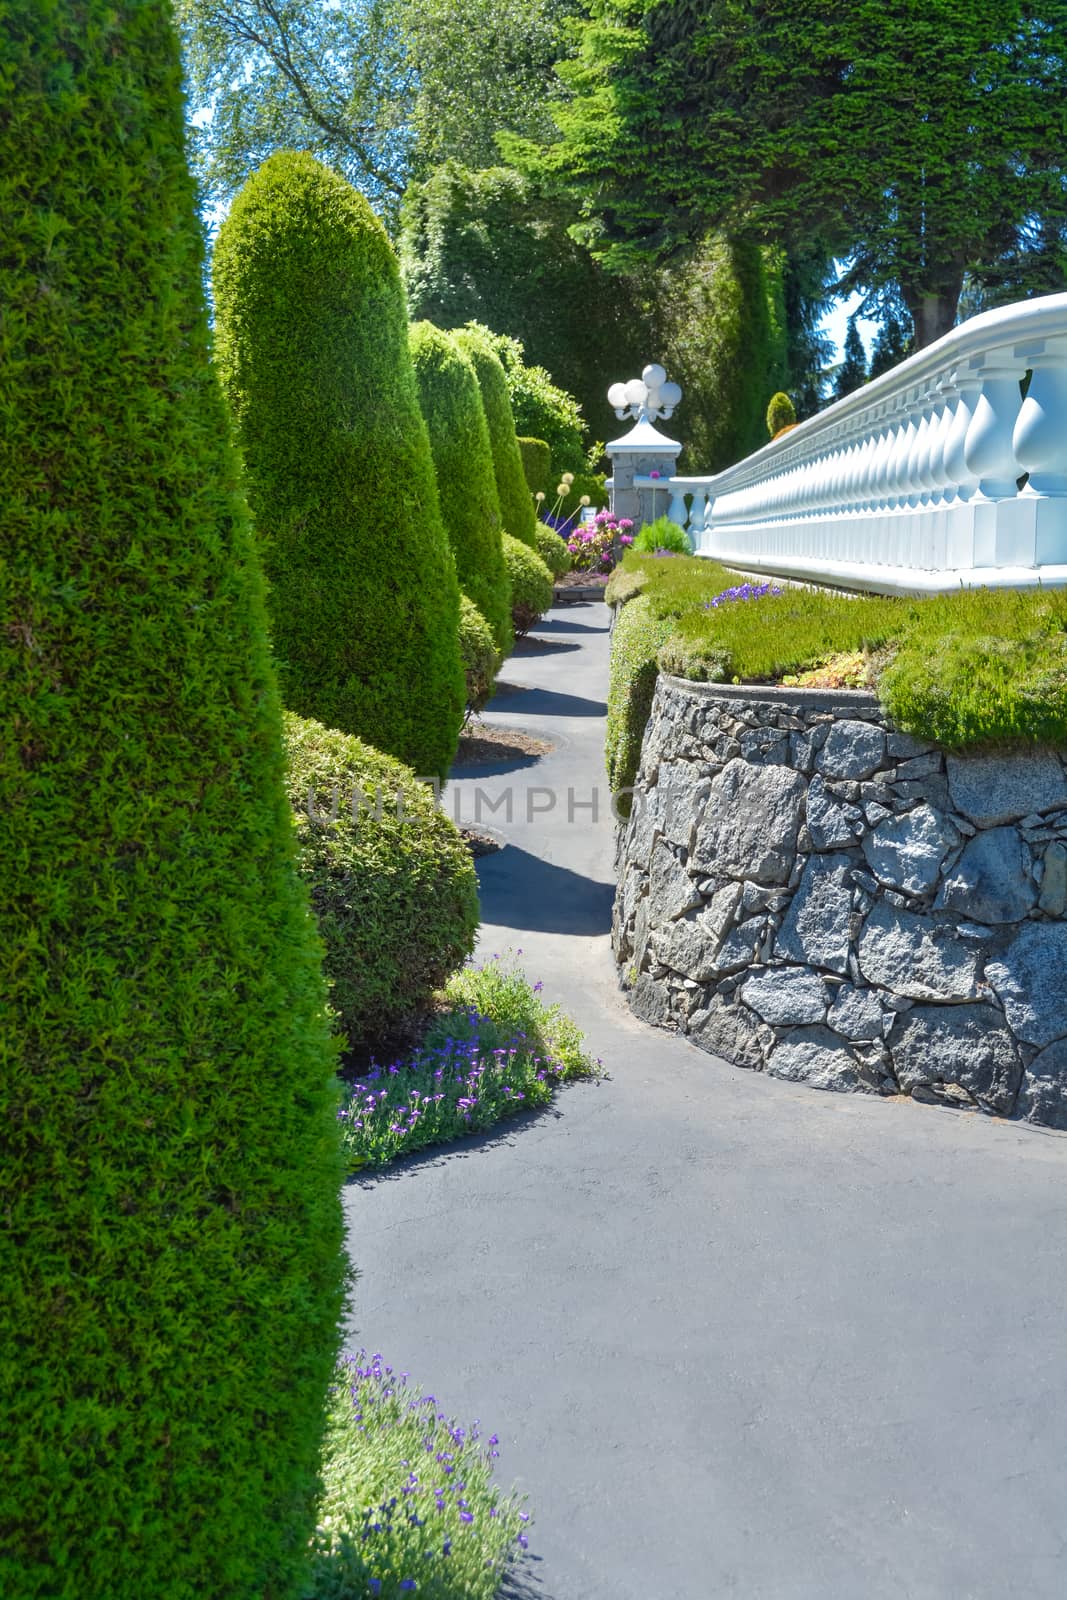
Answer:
[344, 601, 1067, 1600]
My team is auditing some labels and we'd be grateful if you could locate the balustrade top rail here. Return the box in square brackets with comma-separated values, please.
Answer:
[615, 292, 1067, 593]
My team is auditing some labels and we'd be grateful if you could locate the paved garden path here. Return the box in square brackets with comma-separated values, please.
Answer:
[345, 602, 1067, 1600]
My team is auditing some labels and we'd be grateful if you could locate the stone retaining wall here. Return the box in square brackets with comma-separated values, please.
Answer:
[612, 676, 1067, 1127]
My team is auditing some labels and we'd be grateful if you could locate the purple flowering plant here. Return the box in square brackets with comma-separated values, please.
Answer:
[567, 509, 634, 574]
[703, 581, 783, 609]
[338, 956, 599, 1171]
[308, 1351, 529, 1598]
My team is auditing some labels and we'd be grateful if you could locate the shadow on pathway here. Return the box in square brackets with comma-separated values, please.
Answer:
[487, 686, 607, 720]
[476, 844, 614, 935]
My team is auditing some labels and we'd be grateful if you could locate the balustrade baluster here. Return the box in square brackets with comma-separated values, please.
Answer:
[964, 355, 1024, 500]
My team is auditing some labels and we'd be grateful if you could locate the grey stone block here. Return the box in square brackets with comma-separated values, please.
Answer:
[1015, 1038, 1067, 1129]
[648, 839, 703, 926]
[986, 923, 1067, 1048]
[1038, 841, 1067, 916]
[817, 719, 887, 780]
[806, 773, 856, 849]
[946, 749, 1067, 827]
[740, 967, 829, 1026]
[774, 855, 853, 975]
[826, 984, 885, 1040]
[690, 758, 806, 885]
[857, 902, 980, 1001]
[766, 1026, 878, 1094]
[888, 1003, 1022, 1115]
[935, 826, 1038, 924]
[687, 995, 772, 1069]
[862, 803, 960, 897]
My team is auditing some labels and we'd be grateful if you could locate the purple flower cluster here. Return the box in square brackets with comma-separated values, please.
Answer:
[331, 1351, 529, 1595]
[338, 1005, 569, 1167]
[703, 581, 783, 609]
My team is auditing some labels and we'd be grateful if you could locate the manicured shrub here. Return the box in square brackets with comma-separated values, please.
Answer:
[467, 323, 589, 475]
[0, 8, 346, 1598]
[632, 515, 692, 555]
[519, 435, 553, 495]
[766, 390, 797, 437]
[213, 152, 465, 782]
[285, 714, 479, 1053]
[605, 592, 678, 813]
[535, 524, 573, 577]
[409, 321, 513, 655]
[454, 325, 538, 546]
[459, 594, 501, 718]
[503, 533, 555, 634]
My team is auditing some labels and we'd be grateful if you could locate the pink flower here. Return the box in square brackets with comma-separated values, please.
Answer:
[649, 470, 661, 479]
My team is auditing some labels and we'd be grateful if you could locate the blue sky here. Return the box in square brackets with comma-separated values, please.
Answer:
[821, 286, 880, 366]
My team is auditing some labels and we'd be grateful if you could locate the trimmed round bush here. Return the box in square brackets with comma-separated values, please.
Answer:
[0, 8, 346, 1597]
[766, 390, 797, 437]
[459, 594, 500, 718]
[518, 435, 553, 496]
[503, 533, 555, 635]
[213, 152, 465, 782]
[409, 322, 513, 655]
[285, 714, 479, 1052]
[535, 523, 573, 578]
[454, 325, 538, 546]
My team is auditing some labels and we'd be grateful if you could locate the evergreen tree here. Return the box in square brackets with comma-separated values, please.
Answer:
[1, 6, 345, 1596]
[213, 151, 466, 782]
[868, 310, 912, 379]
[834, 315, 869, 400]
[543, 0, 1067, 345]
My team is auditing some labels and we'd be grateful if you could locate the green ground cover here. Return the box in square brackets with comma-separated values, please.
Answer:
[308, 1353, 528, 1599]
[607, 553, 1067, 773]
[338, 958, 599, 1171]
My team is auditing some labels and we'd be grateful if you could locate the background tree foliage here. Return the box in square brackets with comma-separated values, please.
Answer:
[541, 0, 1067, 345]
[176, 0, 413, 218]
[396, 0, 583, 172]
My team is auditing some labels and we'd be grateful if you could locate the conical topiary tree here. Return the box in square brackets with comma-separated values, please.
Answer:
[0, 7, 346, 1598]
[454, 324, 538, 546]
[213, 151, 465, 781]
[409, 322, 513, 655]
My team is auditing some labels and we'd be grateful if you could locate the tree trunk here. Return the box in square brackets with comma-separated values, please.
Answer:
[902, 273, 964, 349]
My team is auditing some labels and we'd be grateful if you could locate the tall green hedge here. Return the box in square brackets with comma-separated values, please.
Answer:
[518, 436, 553, 496]
[401, 163, 648, 441]
[213, 151, 465, 781]
[454, 324, 538, 546]
[0, 8, 346, 1598]
[409, 322, 513, 655]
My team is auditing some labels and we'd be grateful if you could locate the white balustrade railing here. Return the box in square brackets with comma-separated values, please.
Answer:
[622, 293, 1067, 593]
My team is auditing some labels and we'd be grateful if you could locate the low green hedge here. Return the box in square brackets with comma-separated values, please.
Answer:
[535, 524, 573, 577]
[459, 594, 499, 719]
[610, 551, 1067, 755]
[284, 713, 479, 1052]
[504, 533, 555, 635]
[605, 591, 679, 813]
